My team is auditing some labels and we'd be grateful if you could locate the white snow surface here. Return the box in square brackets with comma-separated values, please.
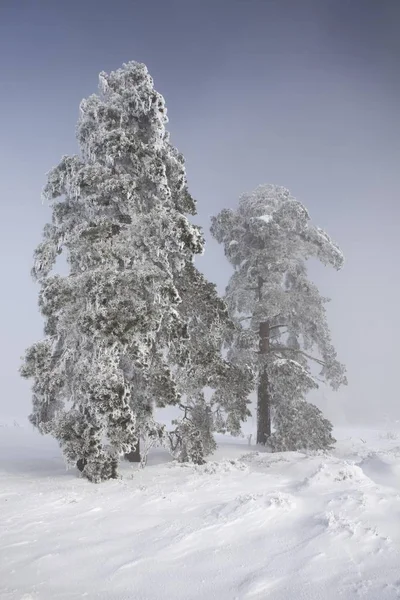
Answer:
[1, 424, 400, 599]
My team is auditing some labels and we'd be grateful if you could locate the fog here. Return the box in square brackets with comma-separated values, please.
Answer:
[1, 0, 399, 425]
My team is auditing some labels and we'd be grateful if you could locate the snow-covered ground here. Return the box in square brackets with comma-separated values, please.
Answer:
[1, 423, 400, 600]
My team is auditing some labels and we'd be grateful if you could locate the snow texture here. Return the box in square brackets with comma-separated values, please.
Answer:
[257, 213, 273, 224]
[1, 423, 400, 600]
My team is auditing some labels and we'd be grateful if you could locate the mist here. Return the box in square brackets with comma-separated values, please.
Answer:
[1, 0, 399, 425]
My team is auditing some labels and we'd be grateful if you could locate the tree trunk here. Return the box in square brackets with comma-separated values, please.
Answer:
[76, 458, 87, 472]
[125, 439, 140, 462]
[257, 367, 271, 444]
[257, 320, 271, 444]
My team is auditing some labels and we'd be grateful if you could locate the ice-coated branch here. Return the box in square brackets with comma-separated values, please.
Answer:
[271, 345, 326, 367]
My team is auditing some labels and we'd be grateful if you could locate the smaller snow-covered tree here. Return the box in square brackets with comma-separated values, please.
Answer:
[168, 263, 253, 464]
[211, 184, 347, 451]
[168, 401, 210, 465]
[268, 400, 335, 452]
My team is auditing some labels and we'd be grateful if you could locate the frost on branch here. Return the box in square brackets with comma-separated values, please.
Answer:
[268, 401, 336, 452]
[21, 61, 210, 481]
[167, 263, 253, 463]
[211, 184, 346, 450]
[169, 400, 212, 466]
[268, 358, 318, 405]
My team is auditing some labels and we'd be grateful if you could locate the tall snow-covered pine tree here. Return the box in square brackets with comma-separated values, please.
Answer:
[211, 184, 347, 451]
[21, 62, 210, 481]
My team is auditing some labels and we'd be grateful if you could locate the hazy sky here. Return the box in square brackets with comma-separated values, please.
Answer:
[1, 0, 399, 424]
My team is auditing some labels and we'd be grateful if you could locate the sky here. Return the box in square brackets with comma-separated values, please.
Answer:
[0, 0, 399, 424]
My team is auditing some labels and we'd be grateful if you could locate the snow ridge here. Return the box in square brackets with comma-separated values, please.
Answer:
[1, 426, 400, 599]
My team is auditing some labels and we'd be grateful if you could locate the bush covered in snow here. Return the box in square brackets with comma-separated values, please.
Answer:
[268, 400, 336, 452]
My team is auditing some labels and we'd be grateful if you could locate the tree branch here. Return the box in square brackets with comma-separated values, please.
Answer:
[270, 345, 326, 367]
[270, 328, 288, 338]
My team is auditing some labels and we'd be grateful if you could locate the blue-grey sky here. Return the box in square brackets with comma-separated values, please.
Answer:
[1, 0, 399, 424]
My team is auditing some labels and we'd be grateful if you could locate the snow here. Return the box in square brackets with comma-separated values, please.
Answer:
[257, 214, 272, 224]
[1, 424, 400, 599]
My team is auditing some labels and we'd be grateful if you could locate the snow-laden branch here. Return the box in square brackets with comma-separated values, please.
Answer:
[270, 345, 326, 367]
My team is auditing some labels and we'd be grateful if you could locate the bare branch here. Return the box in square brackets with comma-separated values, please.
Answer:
[270, 345, 326, 367]
[242, 312, 284, 324]
[265, 313, 282, 323]
[270, 328, 288, 338]
[298, 350, 326, 367]
[238, 316, 286, 328]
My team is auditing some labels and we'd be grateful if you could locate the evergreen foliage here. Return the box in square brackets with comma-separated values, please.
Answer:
[268, 400, 336, 452]
[21, 61, 241, 480]
[211, 184, 347, 451]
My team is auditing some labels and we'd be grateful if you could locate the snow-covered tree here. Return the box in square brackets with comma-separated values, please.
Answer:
[168, 263, 253, 464]
[211, 184, 347, 450]
[20, 61, 215, 482]
[268, 399, 335, 452]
